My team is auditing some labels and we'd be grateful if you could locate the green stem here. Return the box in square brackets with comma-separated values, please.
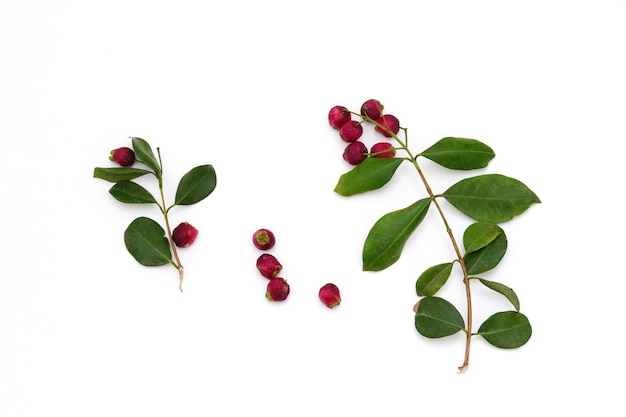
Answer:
[156, 148, 185, 292]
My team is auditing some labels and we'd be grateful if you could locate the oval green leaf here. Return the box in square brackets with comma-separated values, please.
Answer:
[463, 220, 503, 254]
[419, 137, 495, 170]
[416, 262, 454, 297]
[124, 217, 172, 266]
[93, 167, 153, 183]
[363, 198, 431, 271]
[334, 157, 404, 196]
[131, 137, 161, 176]
[415, 296, 465, 338]
[477, 278, 520, 312]
[478, 311, 531, 348]
[109, 181, 158, 204]
[464, 232, 507, 275]
[442, 174, 541, 223]
[174, 164, 217, 206]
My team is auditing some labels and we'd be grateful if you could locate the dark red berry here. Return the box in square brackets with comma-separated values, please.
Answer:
[319, 283, 341, 308]
[328, 106, 351, 130]
[342, 141, 368, 165]
[266, 277, 290, 301]
[360, 99, 384, 120]
[253, 228, 275, 250]
[172, 222, 198, 248]
[109, 147, 135, 167]
[256, 253, 282, 279]
[374, 114, 400, 138]
[370, 142, 396, 158]
[339, 120, 363, 142]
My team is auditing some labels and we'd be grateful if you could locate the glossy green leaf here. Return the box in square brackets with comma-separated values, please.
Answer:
[478, 311, 531, 348]
[415, 296, 465, 338]
[363, 198, 431, 271]
[174, 165, 217, 206]
[124, 217, 172, 266]
[93, 167, 152, 183]
[416, 262, 454, 297]
[463, 221, 503, 254]
[109, 181, 158, 204]
[419, 137, 495, 170]
[464, 233, 507, 275]
[442, 174, 540, 223]
[131, 137, 161, 176]
[477, 278, 520, 312]
[334, 157, 404, 196]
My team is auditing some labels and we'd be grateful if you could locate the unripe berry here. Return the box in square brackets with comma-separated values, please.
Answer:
[253, 228, 275, 250]
[370, 142, 396, 158]
[172, 222, 198, 248]
[256, 253, 282, 279]
[342, 141, 368, 165]
[328, 105, 351, 130]
[319, 283, 341, 308]
[339, 120, 363, 142]
[360, 99, 384, 120]
[374, 114, 400, 138]
[266, 277, 290, 301]
[109, 147, 135, 167]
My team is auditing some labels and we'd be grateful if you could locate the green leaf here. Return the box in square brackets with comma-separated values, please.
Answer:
[109, 181, 158, 204]
[334, 157, 404, 196]
[416, 262, 454, 297]
[477, 278, 521, 312]
[174, 165, 217, 206]
[419, 137, 495, 170]
[464, 232, 507, 275]
[415, 296, 465, 338]
[93, 167, 152, 183]
[362, 198, 431, 271]
[442, 174, 541, 223]
[131, 137, 161, 176]
[124, 217, 172, 266]
[463, 220, 503, 254]
[478, 311, 531, 348]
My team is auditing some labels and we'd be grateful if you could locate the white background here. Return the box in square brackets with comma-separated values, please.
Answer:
[1, 0, 625, 415]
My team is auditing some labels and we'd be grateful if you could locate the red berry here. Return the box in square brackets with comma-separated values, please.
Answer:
[370, 142, 396, 158]
[342, 141, 368, 165]
[360, 99, 384, 120]
[172, 222, 198, 248]
[266, 277, 290, 301]
[319, 283, 341, 308]
[328, 105, 351, 130]
[256, 253, 282, 279]
[374, 114, 400, 137]
[253, 228, 275, 250]
[339, 120, 363, 142]
[109, 147, 135, 167]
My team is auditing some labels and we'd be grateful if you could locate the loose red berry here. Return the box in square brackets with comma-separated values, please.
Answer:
[342, 141, 368, 165]
[370, 142, 396, 158]
[328, 105, 351, 130]
[319, 283, 341, 308]
[374, 114, 400, 137]
[253, 228, 275, 250]
[256, 253, 282, 279]
[360, 99, 384, 120]
[266, 277, 290, 301]
[109, 147, 135, 167]
[172, 222, 199, 248]
[339, 120, 363, 142]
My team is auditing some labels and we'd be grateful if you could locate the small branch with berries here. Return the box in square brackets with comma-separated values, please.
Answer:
[94, 137, 217, 291]
[328, 100, 540, 372]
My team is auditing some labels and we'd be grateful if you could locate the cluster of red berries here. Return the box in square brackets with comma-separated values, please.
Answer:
[110, 146, 198, 248]
[328, 99, 401, 165]
[252, 228, 341, 308]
